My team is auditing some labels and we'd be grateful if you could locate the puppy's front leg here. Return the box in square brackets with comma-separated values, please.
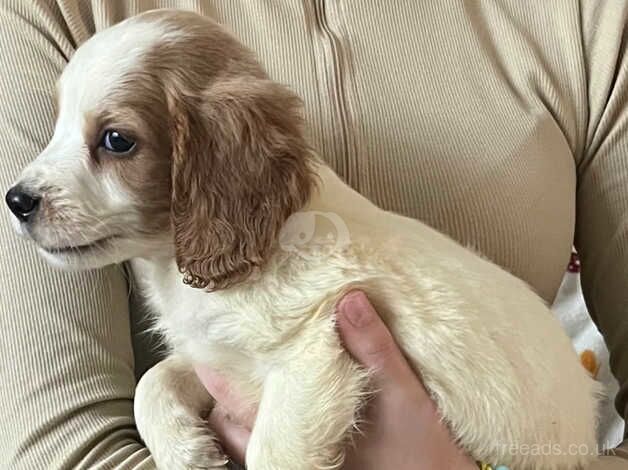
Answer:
[246, 348, 368, 470]
[134, 355, 228, 469]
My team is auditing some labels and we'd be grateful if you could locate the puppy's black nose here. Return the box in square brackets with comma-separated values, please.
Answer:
[5, 185, 41, 222]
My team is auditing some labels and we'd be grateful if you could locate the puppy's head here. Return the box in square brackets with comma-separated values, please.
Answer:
[5, 10, 315, 290]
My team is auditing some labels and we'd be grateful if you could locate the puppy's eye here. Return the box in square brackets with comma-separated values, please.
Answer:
[101, 130, 135, 153]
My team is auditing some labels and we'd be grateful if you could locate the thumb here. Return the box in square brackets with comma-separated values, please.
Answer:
[336, 291, 418, 386]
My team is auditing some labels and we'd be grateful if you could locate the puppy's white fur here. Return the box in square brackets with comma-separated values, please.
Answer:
[8, 11, 599, 470]
[132, 164, 599, 470]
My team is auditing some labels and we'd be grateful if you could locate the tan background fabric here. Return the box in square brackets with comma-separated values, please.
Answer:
[0, 0, 627, 468]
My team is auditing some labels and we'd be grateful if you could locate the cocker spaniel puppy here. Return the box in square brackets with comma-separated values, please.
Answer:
[5, 10, 598, 470]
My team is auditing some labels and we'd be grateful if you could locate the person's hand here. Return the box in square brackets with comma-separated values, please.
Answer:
[194, 290, 477, 470]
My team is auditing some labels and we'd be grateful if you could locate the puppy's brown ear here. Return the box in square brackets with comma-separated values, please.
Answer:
[170, 78, 315, 290]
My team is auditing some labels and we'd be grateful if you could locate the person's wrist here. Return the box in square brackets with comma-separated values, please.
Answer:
[442, 435, 477, 470]
[408, 389, 476, 469]
[453, 454, 479, 470]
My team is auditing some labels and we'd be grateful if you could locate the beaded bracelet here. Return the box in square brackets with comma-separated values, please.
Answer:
[478, 463, 510, 470]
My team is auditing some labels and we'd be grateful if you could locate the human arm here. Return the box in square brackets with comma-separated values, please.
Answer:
[0, 2, 154, 467]
[574, 1, 628, 466]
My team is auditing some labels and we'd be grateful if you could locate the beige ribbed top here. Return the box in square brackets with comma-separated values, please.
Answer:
[0, 1, 627, 468]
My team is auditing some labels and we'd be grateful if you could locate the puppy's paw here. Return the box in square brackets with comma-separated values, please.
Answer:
[171, 420, 228, 469]
[152, 416, 228, 470]
[135, 357, 229, 470]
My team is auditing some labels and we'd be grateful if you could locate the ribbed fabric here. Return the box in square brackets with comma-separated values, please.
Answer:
[0, 1, 627, 468]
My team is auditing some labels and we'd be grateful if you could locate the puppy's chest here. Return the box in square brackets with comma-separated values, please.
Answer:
[133, 252, 364, 391]
[136, 262, 291, 374]
[151, 288, 269, 361]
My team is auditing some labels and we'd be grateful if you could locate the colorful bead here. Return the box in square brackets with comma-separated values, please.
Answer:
[567, 250, 581, 273]
[580, 349, 599, 378]
[478, 463, 509, 470]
